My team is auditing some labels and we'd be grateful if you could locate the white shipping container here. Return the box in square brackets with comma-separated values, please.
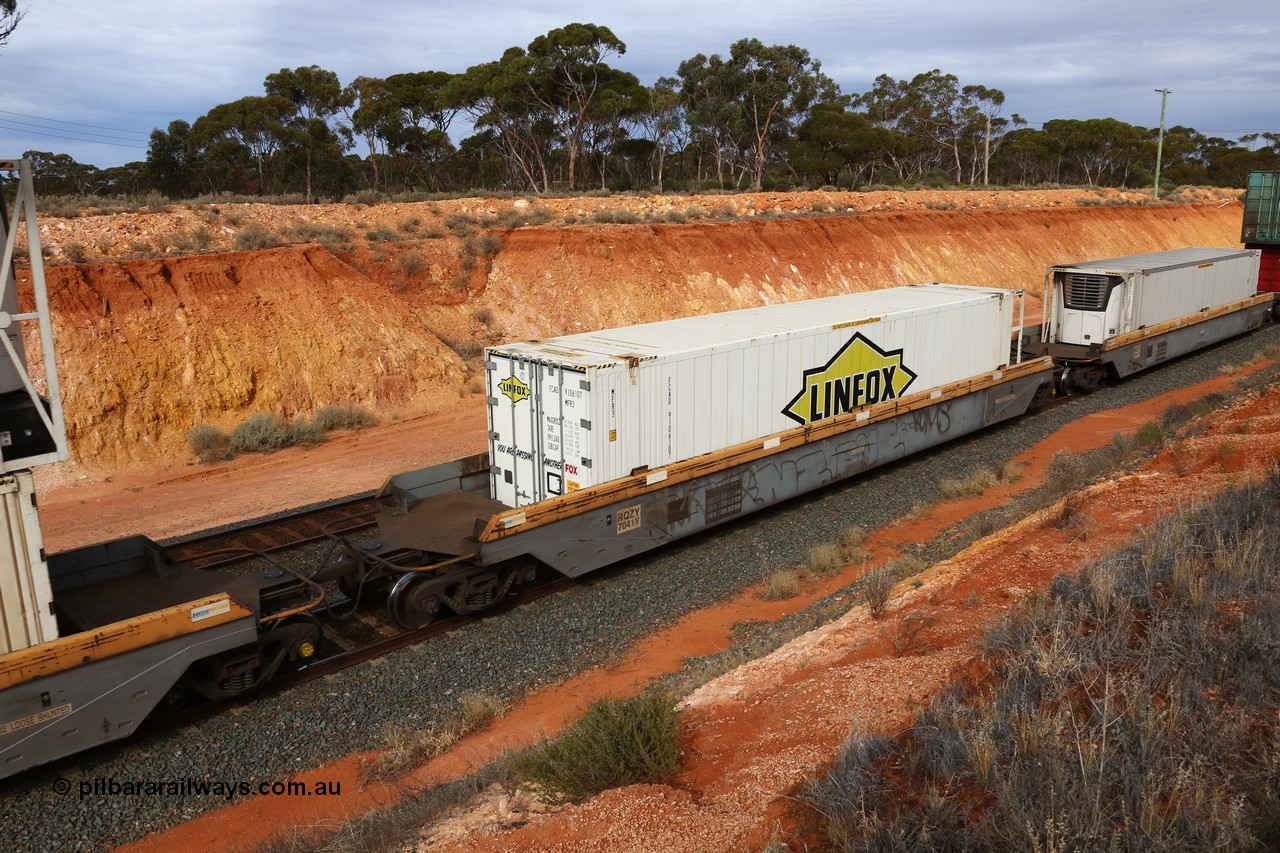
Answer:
[487, 284, 1018, 508]
[1049, 247, 1260, 347]
[0, 471, 57, 654]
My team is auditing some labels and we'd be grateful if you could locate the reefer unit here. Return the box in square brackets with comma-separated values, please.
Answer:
[487, 284, 1018, 508]
[1047, 247, 1260, 348]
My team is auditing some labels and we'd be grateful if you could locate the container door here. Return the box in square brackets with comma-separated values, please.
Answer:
[488, 353, 539, 507]
[535, 364, 567, 501]
[559, 370, 594, 494]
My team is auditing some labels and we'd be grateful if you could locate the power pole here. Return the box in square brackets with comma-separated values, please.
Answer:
[1153, 88, 1170, 199]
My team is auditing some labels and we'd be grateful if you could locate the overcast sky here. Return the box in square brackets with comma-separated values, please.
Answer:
[1, 0, 1277, 170]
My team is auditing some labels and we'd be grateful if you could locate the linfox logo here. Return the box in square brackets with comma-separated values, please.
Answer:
[499, 374, 530, 404]
[782, 332, 917, 426]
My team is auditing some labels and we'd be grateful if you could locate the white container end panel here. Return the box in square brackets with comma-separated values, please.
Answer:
[0, 471, 57, 654]
[488, 284, 1017, 508]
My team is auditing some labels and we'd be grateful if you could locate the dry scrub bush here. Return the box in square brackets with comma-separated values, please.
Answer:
[233, 222, 281, 250]
[364, 690, 505, 782]
[862, 565, 896, 617]
[282, 220, 352, 245]
[837, 525, 868, 560]
[311, 403, 377, 432]
[228, 413, 319, 454]
[940, 467, 997, 499]
[60, 241, 87, 263]
[808, 542, 843, 575]
[762, 569, 801, 600]
[810, 471, 1280, 851]
[186, 423, 231, 463]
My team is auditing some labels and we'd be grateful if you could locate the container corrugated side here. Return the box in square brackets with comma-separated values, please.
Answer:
[488, 284, 1016, 508]
[1243, 171, 1280, 245]
[0, 472, 57, 654]
[1125, 249, 1259, 330]
[1051, 248, 1260, 345]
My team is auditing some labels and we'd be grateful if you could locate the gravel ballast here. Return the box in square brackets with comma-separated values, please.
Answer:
[2, 324, 1278, 852]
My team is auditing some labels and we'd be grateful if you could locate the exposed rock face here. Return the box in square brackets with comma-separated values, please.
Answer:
[25, 194, 1244, 469]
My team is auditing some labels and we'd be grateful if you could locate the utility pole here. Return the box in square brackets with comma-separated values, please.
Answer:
[1153, 88, 1170, 199]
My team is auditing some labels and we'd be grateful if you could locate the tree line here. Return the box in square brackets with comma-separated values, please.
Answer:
[21, 22, 1280, 200]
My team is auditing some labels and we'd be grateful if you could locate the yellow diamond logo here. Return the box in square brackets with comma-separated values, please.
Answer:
[499, 374, 531, 404]
[783, 332, 916, 426]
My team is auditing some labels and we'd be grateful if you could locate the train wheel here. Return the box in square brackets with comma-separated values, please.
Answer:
[1069, 365, 1106, 393]
[387, 573, 442, 629]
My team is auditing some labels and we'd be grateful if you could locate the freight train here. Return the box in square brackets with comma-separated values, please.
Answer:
[1, 159, 1277, 781]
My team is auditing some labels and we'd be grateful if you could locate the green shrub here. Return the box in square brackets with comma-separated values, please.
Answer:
[1135, 421, 1164, 448]
[514, 691, 682, 804]
[312, 403, 377, 432]
[186, 423, 232, 463]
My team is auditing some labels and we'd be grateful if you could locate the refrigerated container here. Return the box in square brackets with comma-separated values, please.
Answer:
[487, 283, 1018, 508]
[1046, 247, 1260, 348]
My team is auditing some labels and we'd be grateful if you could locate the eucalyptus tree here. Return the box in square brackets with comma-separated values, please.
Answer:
[1042, 118, 1151, 186]
[956, 84, 1014, 184]
[856, 69, 1009, 184]
[577, 66, 647, 189]
[0, 0, 21, 45]
[22, 151, 100, 195]
[788, 101, 906, 187]
[728, 38, 838, 191]
[524, 23, 627, 191]
[448, 47, 555, 192]
[677, 51, 746, 186]
[264, 65, 353, 201]
[344, 76, 391, 189]
[377, 71, 462, 189]
[147, 119, 196, 197]
[191, 95, 295, 194]
[636, 76, 686, 190]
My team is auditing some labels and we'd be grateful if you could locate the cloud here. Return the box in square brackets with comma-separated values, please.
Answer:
[0, 0, 1274, 167]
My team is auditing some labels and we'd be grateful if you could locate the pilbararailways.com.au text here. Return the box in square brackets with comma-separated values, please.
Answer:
[52, 776, 341, 801]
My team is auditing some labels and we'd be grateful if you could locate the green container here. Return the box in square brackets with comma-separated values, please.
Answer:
[1242, 171, 1280, 245]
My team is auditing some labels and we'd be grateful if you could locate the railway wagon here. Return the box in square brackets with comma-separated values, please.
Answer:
[1028, 247, 1274, 391]
[0, 161, 323, 780]
[340, 285, 1054, 628]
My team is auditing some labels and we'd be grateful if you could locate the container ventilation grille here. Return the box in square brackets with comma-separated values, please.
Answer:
[1063, 273, 1112, 310]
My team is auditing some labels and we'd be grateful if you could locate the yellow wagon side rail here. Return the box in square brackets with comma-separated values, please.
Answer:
[0, 594, 253, 690]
